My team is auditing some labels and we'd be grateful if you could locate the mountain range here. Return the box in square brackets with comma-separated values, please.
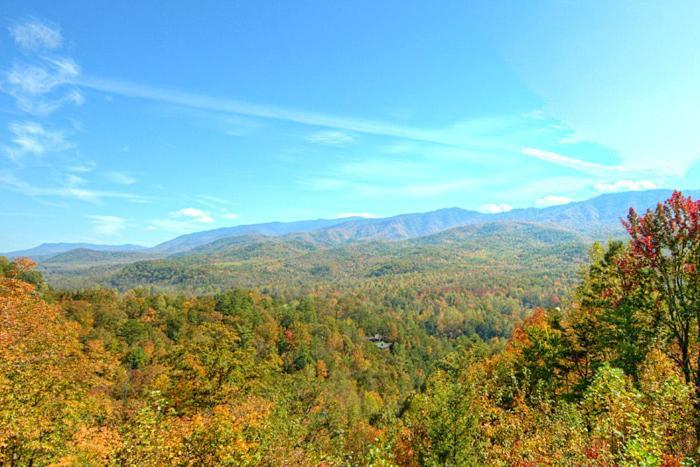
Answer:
[4, 189, 698, 262]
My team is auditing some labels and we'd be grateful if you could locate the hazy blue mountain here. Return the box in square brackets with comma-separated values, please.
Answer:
[296, 208, 486, 245]
[8, 189, 700, 263]
[3, 243, 146, 261]
[298, 189, 700, 245]
[498, 189, 700, 237]
[150, 217, 364, 254]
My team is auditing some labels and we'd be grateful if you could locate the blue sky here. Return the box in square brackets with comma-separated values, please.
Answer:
[1, 1, 699, 250]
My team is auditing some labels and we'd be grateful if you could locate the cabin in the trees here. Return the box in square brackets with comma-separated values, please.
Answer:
[368, 334, 392, 350]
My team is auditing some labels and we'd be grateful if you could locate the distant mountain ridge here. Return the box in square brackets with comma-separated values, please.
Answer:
[254, 189, 700, 247]
[150, 216, 365, 254]
[3, 243, 146, 261]
[4, 189, 699, 261]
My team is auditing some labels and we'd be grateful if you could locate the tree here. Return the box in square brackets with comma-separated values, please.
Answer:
[571, 241, 658, 388]
[402, 352, 485, 466]
[622, 191, 700, 435]
[0, 270, 116, 464]
[167, 321, 261, 410]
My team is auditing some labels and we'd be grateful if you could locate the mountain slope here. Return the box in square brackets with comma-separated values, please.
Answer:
[42, 248, 158, 265]
[94, 221, 588, 292]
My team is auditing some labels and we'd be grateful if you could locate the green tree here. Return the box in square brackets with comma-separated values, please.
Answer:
[403, 352, 484, 466]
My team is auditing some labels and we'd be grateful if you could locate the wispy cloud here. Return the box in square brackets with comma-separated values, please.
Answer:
[68, 163, 95, 173]
[521, 147, 625, 175]
[9, 18, 62, 51]
[221, 213, 239, 220]
[478, 203, 513, 214]
[89, 215, 126, 236]
[106, 171, 137, 185]
[195, 194, 235, 207]
[3, 19, 83, 116]
[306, 130, 356, 146]
[536, 195, 573, 207]
[0, 173, 148, 204]
[4, 121, 70, 160]
[594, 180, 657, 193]
[65, 173, 86, 187]
[3, 58, 83, 115]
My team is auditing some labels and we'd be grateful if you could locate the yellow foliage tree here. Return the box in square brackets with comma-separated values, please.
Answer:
[0, 273, 116, 465]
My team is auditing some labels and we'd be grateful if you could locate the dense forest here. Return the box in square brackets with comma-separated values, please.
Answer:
[1, 192, 699, 465]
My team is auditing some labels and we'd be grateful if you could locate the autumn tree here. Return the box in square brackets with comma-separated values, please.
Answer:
[402, 351, 486, 465]
[623, 191, 700, 434]
[0, 264, 116, 465]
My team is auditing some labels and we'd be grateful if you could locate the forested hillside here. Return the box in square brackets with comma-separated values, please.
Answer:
[1, 192, 699, 465]
[41, 223, 587, 301]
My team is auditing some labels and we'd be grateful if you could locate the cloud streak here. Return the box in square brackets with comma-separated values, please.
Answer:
[306, 130, 356, 146]
[106, 172, 137, 185]
[521, 147, 626, 175]
[76, 76, 459, 144]
[0, 173, 148, 204]
[73, 76, 638, 176]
